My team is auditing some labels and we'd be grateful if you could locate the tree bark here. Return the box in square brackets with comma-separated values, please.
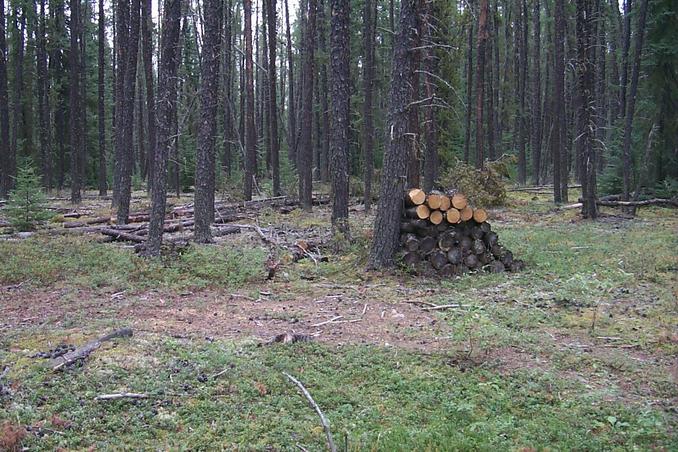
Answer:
[531, 0, 542, 185]
[98, 0, 107, 196]
[463, 8, 473, 164]
[422, 3, 438, 192]
[194, 0, 223, 243]
[141, 0, 157, 192]
[576, 0, 598, 219]
[70, 0, 82, 203]
[266, 0, 281, 195]
[475, 0, 489, 168]
[221, 0, 234, 177]
[362, 0, 375, 209]
[621, 0, 648, 202]
[368, 0, 421, 269]
[37, 0, 52, 191]
[298, 0, 316, 210]
[243, 0, 257, 200]
[146, 0, 182, 256]
[517, 0, 528, 184]
[0, 0, 9, 198]
[329, 0, 350, 234]
[552, 0, 565, 203]
[284, 0, 296, 165]
[116, 0, 141, 223]
[619, 0, 631, 118]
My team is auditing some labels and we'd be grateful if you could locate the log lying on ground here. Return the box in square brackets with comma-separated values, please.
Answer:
[99, 228, 146, 243]
[562, 197, 678, 210]
[51, 328, 133, 371]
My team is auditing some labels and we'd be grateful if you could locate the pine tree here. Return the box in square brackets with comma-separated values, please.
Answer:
[6, 163, 52, 231]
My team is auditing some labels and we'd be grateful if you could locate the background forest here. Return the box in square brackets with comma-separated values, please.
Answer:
[0, 0, 676, 227]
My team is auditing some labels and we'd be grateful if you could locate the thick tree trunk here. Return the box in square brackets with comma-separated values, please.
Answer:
[317, 0, 329, 183]
[98, 0, 107, 196]
[463, 14, 473, 164]
[50, 1, 67, 191]
[552, 0, 565, 203]
[422, 3, 438, 192]
[266, 0, 280, 195]
[37, 0, 52, 191]
[621, 0, 648, 202]
[517, 0, 528, 184]
[146, 0, 182, 256]
[141, 0, 157, 192]
[475, 0, 489, 168]
[116, 0, 141, 224]
[362, 0, 375, 210]
[329, 0, 350, 234]
[531, 0, 542, 185]
[194, 0, 223, 243]
[70, 0, 82, 203]
[368, 0, 421, 269]
[243, 0, 257, 200]
[0, 0, 9, 198]
[619, 0, 631, 118]
[284, 0, 296, 165]
[221, 0, 233, 177]
[576, 0, 598, 219]
[298, 0, 316, 210]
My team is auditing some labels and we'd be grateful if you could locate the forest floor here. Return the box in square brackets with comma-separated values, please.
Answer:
[0, 191, 676, 450]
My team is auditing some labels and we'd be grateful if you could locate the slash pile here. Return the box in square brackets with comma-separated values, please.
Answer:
[399, 188, 525, 276]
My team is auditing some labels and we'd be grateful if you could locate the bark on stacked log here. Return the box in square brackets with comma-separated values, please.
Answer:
[400, 189, 525, 275]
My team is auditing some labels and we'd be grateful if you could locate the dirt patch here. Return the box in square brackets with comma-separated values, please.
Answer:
[0, 284, 451, 352]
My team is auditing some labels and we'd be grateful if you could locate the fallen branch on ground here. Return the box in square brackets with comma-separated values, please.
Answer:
[95, 392, 148, 401]
[99, 228, 146, 243]
[283, 372, 337, 452]
[50, 328, 133, 371]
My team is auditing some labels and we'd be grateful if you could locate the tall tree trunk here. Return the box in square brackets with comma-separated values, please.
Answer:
[621, 0, 648, 201]
[368, 0, 421, 269]
[298, 0, 316, 210]
[265, 0, 280, 195]
[79, 0, 88, 188]
[221, 0, 233, 177]
[552, 0, 565, 203]
[329, 0, 350, 234]
[141, 0, 157, 192]
[0, 0, 9, 198]
[146, 0, 182, 256]
[194, 0, 223, 243]
[361, 0, 375, 210]
[619, 0, 631, 118]
[50, 0, 67, 191]
[116, 0, 141, 224]
[422, 3, 438, 191]
[98, 0, 107, 195]
[475, 0, 489, 168]
[463, 10, 473, 164]
[243, 0, 257, 200]
[37, 0, 52, 191]
[317, 0, 329, 183]
[284, 0, 296, 165]
[531, 0, 542, 185]
[577, 0, 598, 219]
[70, 0, 82, 203]
[405, 5, 422, 188]
[517, 0, 528, 184]
[10, 4, 25, 194]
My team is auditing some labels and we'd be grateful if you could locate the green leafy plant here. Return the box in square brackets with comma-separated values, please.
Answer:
[437, 155, 514, 207]
[4, 163, 51, 231]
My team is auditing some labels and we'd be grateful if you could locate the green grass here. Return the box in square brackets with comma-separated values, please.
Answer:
[1, 196, 677, 450]
[0, 235, 267, 291]
[1, 337, 674, 451]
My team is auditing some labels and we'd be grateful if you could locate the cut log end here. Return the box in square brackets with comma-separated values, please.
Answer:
[445, 208, 461, 224]
[406, 188, 427, 206]
[429, 210, 444, 225]
[472, 208, 488, 223]
[460, 206, 473, 222]
[451, 193, 468, 210]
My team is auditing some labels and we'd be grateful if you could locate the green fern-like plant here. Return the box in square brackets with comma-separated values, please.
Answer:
[5, 163, 51, 231]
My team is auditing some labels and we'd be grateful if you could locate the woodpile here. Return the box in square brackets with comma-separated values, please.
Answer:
[400, 189, 525, 275]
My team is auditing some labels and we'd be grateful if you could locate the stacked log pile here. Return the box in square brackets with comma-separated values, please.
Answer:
[400, 189, 525, 276]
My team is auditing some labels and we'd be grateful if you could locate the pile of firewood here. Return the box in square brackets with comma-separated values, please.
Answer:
[400, 188, 525, 276]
